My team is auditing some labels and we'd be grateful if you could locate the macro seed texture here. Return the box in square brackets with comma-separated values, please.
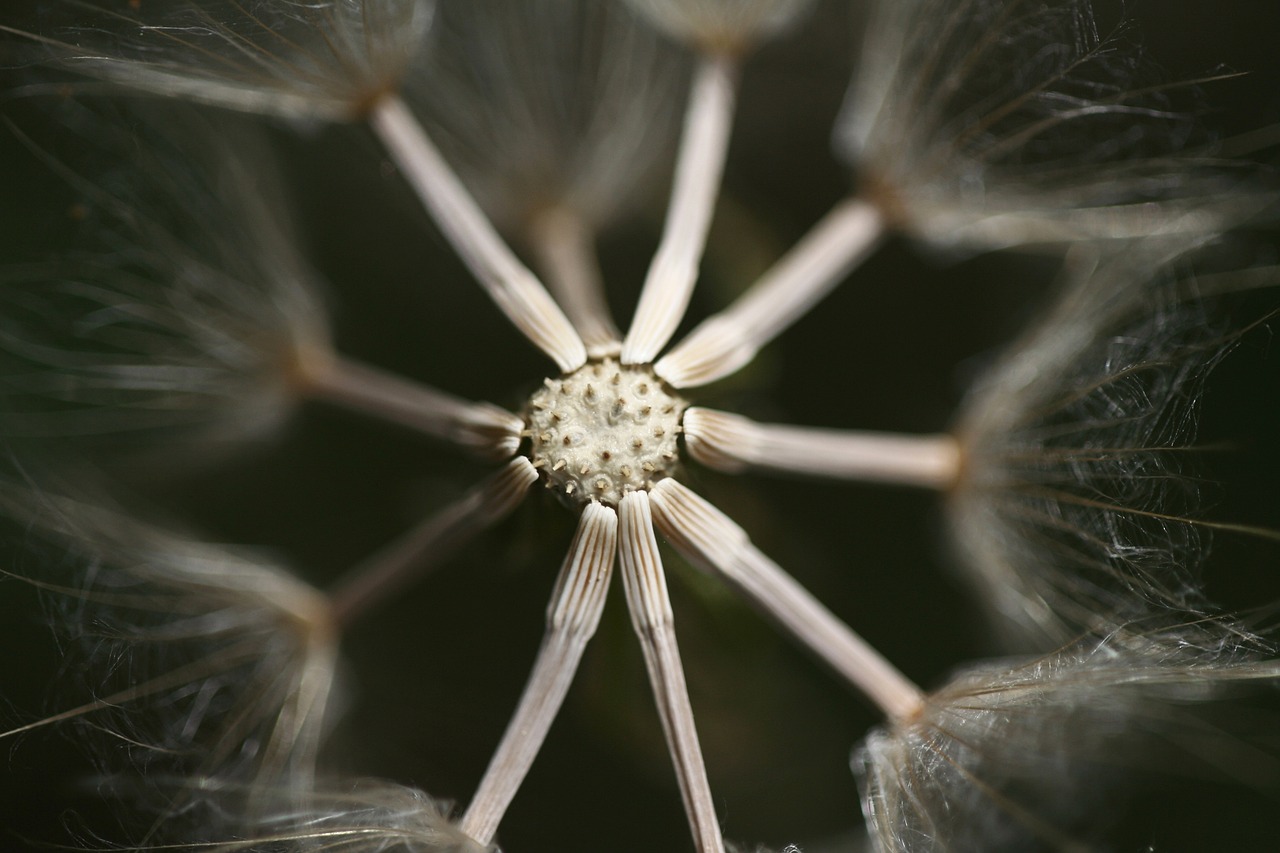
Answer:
[527, 359, 684, 506]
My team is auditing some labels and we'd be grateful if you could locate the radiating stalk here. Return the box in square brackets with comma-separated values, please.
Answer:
[621, 55, 738, 366]
[617, 492, 726, 853]
[648, 479, 924, 721]
[528, 207, 622, 359]
[656, 198, 884, 387]
[369, 96, 586, 372]
[328, 458, 539, 628]
[460, 502, 618, 844]
[682, 407, 959, 489]
[296, 350, 524, 459]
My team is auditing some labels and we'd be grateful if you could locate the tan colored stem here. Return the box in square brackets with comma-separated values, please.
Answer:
[370, 96, 586, 372]
[683, 407, 959, 489]
[617, 492, 726, 853]
[328, 458, 538, 628]
[648, 478, 924, 721]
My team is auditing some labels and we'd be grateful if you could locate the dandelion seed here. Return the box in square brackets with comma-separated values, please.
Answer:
[4, 0, 434, 122]
[836, 0, 1276, 252]
[0, 107, 330, 448]
[410, 0, 684, 236]
[0, 105, 522, 460]
[160, 778, 490, 853]
[949, 243, 1264, 644]
[857, 622, 1280, 852]
[0, 481, 338, 790]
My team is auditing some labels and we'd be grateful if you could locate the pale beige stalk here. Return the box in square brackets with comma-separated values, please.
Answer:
[656, 198, 884, 387]
[622, 55, 738, 366]
[683, 408, 959, 489]
[297, 351, 524, 459]
[460, 501, 618, 844]
[617, 492, 726, 853]
[328, 458, 539, 628]
[369, 96, 587, 372]
[648, 478, 924, 721]
[527, 206, 622, 359]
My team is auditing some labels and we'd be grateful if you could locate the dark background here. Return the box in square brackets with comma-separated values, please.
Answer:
[2, 2, 1280, 851]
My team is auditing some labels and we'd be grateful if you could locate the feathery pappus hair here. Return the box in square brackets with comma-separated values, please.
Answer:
[856, 620, 1280, 852]
[410, 0, 686, 242]
[947, 240, 1280, 646]
[835, 0, 1275, 252]
[620, 0, 816, 55]
[0, 103, 332, 453]
[2, 0, 434, 122]
[0, 474, 338, 803]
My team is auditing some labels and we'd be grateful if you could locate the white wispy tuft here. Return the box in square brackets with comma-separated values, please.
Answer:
[948, 243, 1264, 644]
[137, 778, 490, 853]
[857, 622, 1280, 852]
[0, 479, 338, 792]
[0, 106, 331, 450]
[3, 0, 434, 121]
[621, 0, 815, 54]
[835, 0, 1274, 252]
[409, 0, 685, 238]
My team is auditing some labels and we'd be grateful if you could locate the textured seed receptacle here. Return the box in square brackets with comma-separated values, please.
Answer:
[527, 359, 685, 506]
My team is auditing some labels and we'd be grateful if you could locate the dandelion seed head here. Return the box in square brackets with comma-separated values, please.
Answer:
[0, 106, 332, 451]
[856, 624, 1280, 852]
[949, 246, 1229, 644]
[0, 481, 338, 788]
[14, 0, 435, 122]
[835, 0, 1273, 251]
[409, 0, 685, 236]
[527, 359, 684, 507]
[2, 1, 1279, 850]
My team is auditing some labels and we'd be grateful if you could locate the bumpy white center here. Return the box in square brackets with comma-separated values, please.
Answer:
[527, 359, 685, 506]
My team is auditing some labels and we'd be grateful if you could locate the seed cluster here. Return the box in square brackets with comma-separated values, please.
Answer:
[526, 359, 684, 506]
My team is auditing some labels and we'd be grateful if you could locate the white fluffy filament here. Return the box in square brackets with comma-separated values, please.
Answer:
[621, 55, 738, 366]
[369, 96, 587, 372]
[460, 501, 618, 844]
[648, 478, 924, 721]
[527, 206, 622, 359]
[682, 407, 960, 489]
[617, 492, 726, 853]
[328, 457, 538, 628]
[656, 198, 884, 387]
[296, 351, 524, 459]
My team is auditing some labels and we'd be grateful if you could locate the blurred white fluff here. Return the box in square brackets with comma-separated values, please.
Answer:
[0, 106, 332, 449]
[0, 478, 338, 790]
[159, 779, 489, 852]
[621, 0, 815, 54]
[409, 0, 685, 237]
[835, 0, 1272, 252]
[949, 244, 1245, 645]
[7, 0, 433, 121]
[857, 623, 1280, 852]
